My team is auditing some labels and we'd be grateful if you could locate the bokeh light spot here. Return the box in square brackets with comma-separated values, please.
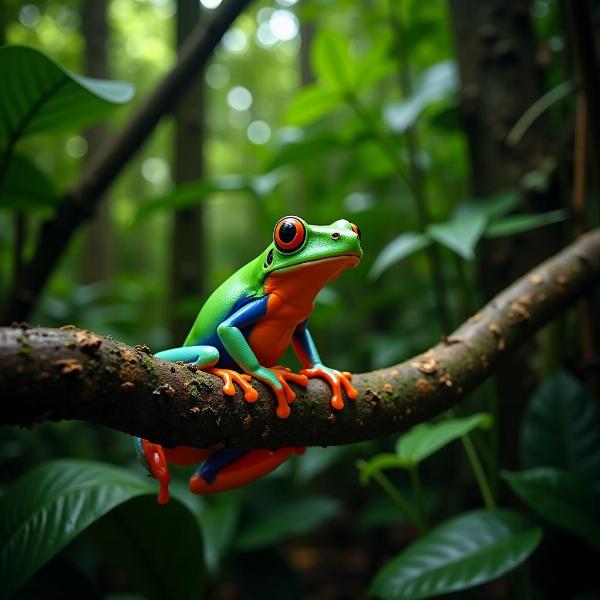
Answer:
[247, 121, 272, 145]
[141, 157, 171, 185]
[206, 63, 230, 89]
[200, 0, 223, 8]
[222, 28, 248, 53]
[18, 5, 41, 28]
[227, 86, 253, 111]
[65, 136, 88, 159]
[270, 10, 298, 41]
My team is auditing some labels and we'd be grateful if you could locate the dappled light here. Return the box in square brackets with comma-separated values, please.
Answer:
[1, 0, 600, 598]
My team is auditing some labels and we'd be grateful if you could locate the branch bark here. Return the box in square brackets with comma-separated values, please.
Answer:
[0, 0, 253, 324]
[2, 229, 600, 449]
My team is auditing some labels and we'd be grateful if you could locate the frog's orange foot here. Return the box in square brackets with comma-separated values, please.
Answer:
[141, 439, 172, 504]
[264, 366, 309, 419]
[299, 365, 358, 411]
[206, 367, 259, 403]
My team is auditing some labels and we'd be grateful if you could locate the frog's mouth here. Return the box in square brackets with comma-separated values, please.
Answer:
[273, 253, 361, 275]
[265, 254, 361, 298]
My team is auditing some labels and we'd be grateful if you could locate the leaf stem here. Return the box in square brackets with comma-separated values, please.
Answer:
[408, 465, 429, 531]
[461, 434, 496, 509]
[357, 460, 424, 533]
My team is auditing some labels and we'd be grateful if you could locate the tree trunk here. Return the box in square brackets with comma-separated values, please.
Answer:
[170, 0, 205, 343]
[81, 0, 115, 283]
[448, 0, 564, 469]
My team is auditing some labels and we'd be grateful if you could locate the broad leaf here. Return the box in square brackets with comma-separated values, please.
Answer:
[285, 84, 343, 126]
[485, 209, 566, 238]
[370, 509, 541, 599]
[383, 61, 458, 133]
[0, 45, 134, 145]
[311, 29, 355, 90]
[0, 459, 154, 597]
[520, 370, 600, 486]
[196, 493, 241, 576]
[87, 495, 204, 600]
[369, 232, 430, 280]
[428, 213, 487, 260]
[479, 191, 521, 218]
[236, 495, 340, 550]
[0, 154, 57, 211]
[503, 468, 600, 552]
[395, 413, 492, 468]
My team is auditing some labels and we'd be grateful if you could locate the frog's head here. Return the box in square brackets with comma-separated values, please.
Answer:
[258, 216, 362, 288]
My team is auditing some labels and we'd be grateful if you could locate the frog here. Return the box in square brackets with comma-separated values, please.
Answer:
[135, 216, 363, 503]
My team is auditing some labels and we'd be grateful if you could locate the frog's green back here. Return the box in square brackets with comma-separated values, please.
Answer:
[183, 256, 265, 346]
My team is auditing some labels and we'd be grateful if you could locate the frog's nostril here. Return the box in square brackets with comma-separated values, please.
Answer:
[331, 232, 340, 240]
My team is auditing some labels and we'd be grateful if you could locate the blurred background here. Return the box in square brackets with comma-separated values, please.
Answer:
[1, 0, 599, 598]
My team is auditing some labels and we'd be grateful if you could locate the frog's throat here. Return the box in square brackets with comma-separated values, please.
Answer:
[264, 254, 360, 303]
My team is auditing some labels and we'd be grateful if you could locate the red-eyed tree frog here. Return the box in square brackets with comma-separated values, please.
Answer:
[135, 216, 362, 503]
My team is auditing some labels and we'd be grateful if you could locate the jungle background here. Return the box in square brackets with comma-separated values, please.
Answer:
[1, 0, 600, 598]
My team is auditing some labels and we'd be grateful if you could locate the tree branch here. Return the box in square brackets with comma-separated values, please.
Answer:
[0, 0, 253, 324]
[2, 230, 599, 448]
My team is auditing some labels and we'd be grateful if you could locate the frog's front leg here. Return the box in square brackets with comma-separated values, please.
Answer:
[292, 322, 358, 410]
[217, 296, 308, 418]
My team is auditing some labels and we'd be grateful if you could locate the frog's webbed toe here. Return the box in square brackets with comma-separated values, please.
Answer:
[206, 367, 258, 402]
[300, 365, 358, 410]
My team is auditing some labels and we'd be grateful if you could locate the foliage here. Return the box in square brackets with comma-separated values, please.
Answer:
[0, 459, 154, 598]
[370, 509, 542, 600]
[0, 0, 598, 597]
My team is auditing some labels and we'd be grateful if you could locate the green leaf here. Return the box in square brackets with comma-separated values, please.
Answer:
[383, 61, 458, 133]
[0, 154, 57, 212]
[485, 210, 566, 238]
[236, 495, 340, 550]
[196, 493, 241, 576]
[311, 29, 355, 90]
[0, 459, 154, 598]
[285, 84, 343, 126]
[369, 232, 431, 280]
[520, 370, 600, 485]
[353, 39, 395, 90]
[358, 454, 407, 484]
[0, 46, 134, 145]
[479, 191, 522, 218]
[428, 213, 488, 260]
[395, 413, 492, 468]
[503, 468, 600, 552]
[370, 509, 542, 599]
[87, 495, 204, 600]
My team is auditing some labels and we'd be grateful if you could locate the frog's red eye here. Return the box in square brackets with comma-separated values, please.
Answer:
[274, 216, 306, 253]
[351, 223, 361, 240]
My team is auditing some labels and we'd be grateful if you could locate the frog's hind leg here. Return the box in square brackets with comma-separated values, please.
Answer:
[189, 447, 305, 494]
[137, 346, 219, 504]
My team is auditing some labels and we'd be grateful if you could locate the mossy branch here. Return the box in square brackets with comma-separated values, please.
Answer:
[1, 230, 599, 449]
